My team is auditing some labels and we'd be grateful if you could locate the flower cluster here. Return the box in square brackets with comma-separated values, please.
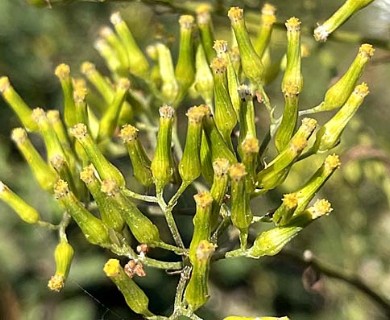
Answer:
[0, 1, 374, 319]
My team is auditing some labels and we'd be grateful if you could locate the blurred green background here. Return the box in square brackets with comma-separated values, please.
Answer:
[0, 0, 390, 319]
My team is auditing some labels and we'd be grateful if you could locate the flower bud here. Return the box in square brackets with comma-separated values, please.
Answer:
[257, 118, 317, 190]
[229, 163, 253, 249]
[54, 179, 110, 246]
[81, 62, 113, 102]
[94, 38, 122, 74]
[0, 181, 40, 224]
[210, 57, 237, 145]
[194, 45, 214, 106]
[241, 137, 260, 193]
[189, 192, 214, 261]
[213, 40, 241, 115]
[237, 85, 256, 151]
[99, 26, 129, 72]
[210, 158, 230, 229]
[72, 81, 90, 126]
[185, 240, 215, 311]
[156, 43, 179, 105]
[119, 124, 153, 187]
[32, 108, 66, 161]
[293, 154, 340, 215]
[202, 107, 237, 164]
[48, 240, 74, 292]
[101, 179, 160, 245]
[274, 84, 300, 152]
[200, 132, 214, 185]
[11, 128, 58, 192]
[103, 259, 154, 317]
[98, 78, 130, 141]
[54, 64, 78, 128]
[110, 12, 149, 78]
[196, 4, 215, 63]
[0, 76, 38, 131]
[302, 44, 374, 114]
[272, 193, 298, 226]
[281, 17, 303, 94]
[249, 199, 333, 258]
[314, 0, 375, 42]
[151, 105, 176, 193]
[254, 3, 277, 58]
[175, 15, 196, 104]
[312, 83, 369, 153]
[228, 7, 264, 86]
[179, 106, 207, 184]
[80, 165, 125, 232]
[70, 123, 126, 188]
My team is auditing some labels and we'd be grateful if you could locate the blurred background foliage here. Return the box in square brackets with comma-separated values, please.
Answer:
[0, 0, 390, 319]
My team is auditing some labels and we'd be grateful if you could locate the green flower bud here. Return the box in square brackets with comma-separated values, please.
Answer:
[50, 155, 77, 195]
[254, 3, 277, 58]
[302, 44, 374, 114]
[185, 240, 215, 311]
[72, 82, 90, 126]
[314, 0, 375, 42]
[0, 181, 40, 224]
[257, 118, 317, 190]
[47, 110, 79, 181]
[237, 85, 256, 152]
[293, 154, 341, 215]
[272, 193, 298, 226]
[179, 106, 207, 184]
[281, 17, 303, 94]
[48, 240, 74, 292]
[81, 62, 134, 125]
[32, 108, 66, 161]
[119, 124, 153, 187]
[175, 15, 196, 104]
[210, 158, 230, 230]
[110, 12, 150, 78]
[11, 128, 58, 192]
[196, 4, 215, 63]
[210, 57, 237, 145]
[312, 83, 369, 153]
[229, 163, 253, 249]
[156, 43, 179, 105]
[103, 259, 154, 317]
[189, 192, 214, 261]
[228, 7, 264, 86]
[70, 123, 126, 188]
[54, 64, 77, 128]
[0, 77, 38, 132]
[99, 26, 129, 72]
[54, 179, 110, 246]
[200, 131, 214, 185]
[94, 38, 122, 74]
[80, 62, 113, 102]
[46, 110, 74, 161]
[151, 105, 176, 193]
[194, 45, 214, 106]
[98, 78, 130, 141]
[202, 107, 237, 164]
[248, 199, 333, 258]
[274, 84, 300, 152]
[241, 137, 260, 193]
[101, 179, 160, 245]
[213, 40, 241, 116]
[80, 165, 125, 232]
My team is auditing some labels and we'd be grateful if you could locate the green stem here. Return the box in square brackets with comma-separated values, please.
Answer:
[122, 188, 158, 203]
[157, 191, 185, 248]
